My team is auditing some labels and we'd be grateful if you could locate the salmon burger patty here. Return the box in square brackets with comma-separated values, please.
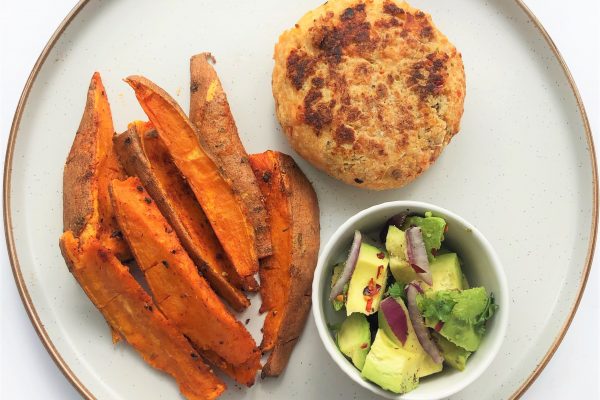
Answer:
[272, 0, 466, 190]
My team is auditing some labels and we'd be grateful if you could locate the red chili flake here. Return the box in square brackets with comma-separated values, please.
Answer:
[376, 252, 385, 259]
[432, 248, 438, 256]
[369, 277, 376, 289]
[360, 343, 368, 349]
[376, 265, 384, 279]
[434, 321, 444, 332]
[363, 278, 382, 297]
[444, 224, 449, 233]
[365, 298, 374, 313]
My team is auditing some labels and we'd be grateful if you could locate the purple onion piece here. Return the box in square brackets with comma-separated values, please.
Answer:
[329, 230, 362, 301]
[381, 297, 408, 345]
[379, 212, 409, 243]
[405, 227, 432, 285]
[408, 281, 424, 294]
[406, 283, 444, 364]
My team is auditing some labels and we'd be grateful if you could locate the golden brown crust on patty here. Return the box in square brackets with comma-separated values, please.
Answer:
[272, 0, 466, 190]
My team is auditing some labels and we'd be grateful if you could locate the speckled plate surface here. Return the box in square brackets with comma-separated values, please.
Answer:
[4, 0, 596, 399]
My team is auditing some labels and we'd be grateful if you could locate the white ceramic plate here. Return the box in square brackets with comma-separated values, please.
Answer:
[4, 0, 596, 399]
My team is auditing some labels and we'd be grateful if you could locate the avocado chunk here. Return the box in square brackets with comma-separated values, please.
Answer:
[403, 212, 446, 261]
[431, 331, 472, 371]
[330, 262, 348, 311]
[429, 253, 464, 292]
[385, 226, 417, 285]
[417, 287, 498, 352]
[337, 313, 371, 370]
[361, 329, 421, 394]
[346, 243, 389, 316]
[438, 316, 482, 352]
[378, 297, 443, 378]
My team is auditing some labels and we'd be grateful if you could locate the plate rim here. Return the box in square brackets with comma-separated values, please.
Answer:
[3, 1, 597, 399]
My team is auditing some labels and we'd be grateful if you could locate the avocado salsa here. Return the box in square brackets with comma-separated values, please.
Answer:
[329, 212, 498, 394]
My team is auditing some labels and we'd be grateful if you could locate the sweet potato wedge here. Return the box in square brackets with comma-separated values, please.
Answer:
[190, 53, 272, 259]
[110, 177, 261, 385]
[63, 72, 129, 260]
[63, 72, 131, 342]
[125, 75, 259, 282]
[114, 121, 251, 310]
[251, 156, 292, 353]
[249, 151, 320, 377]
[60, 232, 225, 400]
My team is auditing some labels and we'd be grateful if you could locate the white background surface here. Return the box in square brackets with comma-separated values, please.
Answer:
[0, 1, 598, 399]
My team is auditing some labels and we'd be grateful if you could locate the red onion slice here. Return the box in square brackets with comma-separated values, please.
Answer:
[405, 227, 433, 285]
[406, 283, 444, 364]
[379, 211, 409, 243]
[380, 297, 408, 345]
[329, 230, 362, 301]
[407, 281, 424, 294]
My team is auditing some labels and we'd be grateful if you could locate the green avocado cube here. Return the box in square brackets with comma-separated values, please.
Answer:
[346, 243, 389, 316]
[385, 226, 418, 285]
[337, 313, 372, 370]
[361, 330, 421, 394]
[378, 298, 443, 378]
[403, 212, 446, 261]
[431, 331, 472, 371]
[429, 253, 464, 292]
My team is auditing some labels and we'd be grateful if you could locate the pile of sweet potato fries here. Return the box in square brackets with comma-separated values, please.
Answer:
[59, 53, 320, 400]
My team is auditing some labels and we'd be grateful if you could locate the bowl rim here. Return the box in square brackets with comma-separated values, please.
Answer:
[312, 200, 510, 400]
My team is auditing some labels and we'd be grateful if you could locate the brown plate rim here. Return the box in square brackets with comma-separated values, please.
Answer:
[3, 1, 597, 399]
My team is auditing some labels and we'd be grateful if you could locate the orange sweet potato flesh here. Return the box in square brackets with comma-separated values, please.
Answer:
[190, 53, 272, 259]
[59, 232, 225, 400]
[113, 121, 251, 310]
[249, 151, 320, 377]
[63, 72, 129, 260]
[110, 177, 261, 385]
[126, 76, 259, 282]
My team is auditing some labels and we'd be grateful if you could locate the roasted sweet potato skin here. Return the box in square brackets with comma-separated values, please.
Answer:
[63, 72, 129, 259]
[60, 232, 225, 400]
[190, 53, 272, 259]
[249, 151, 320, 377]
[113, 122, 250, 311]
[110, 177, 261, 385]
[126, 75, 258, 281]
